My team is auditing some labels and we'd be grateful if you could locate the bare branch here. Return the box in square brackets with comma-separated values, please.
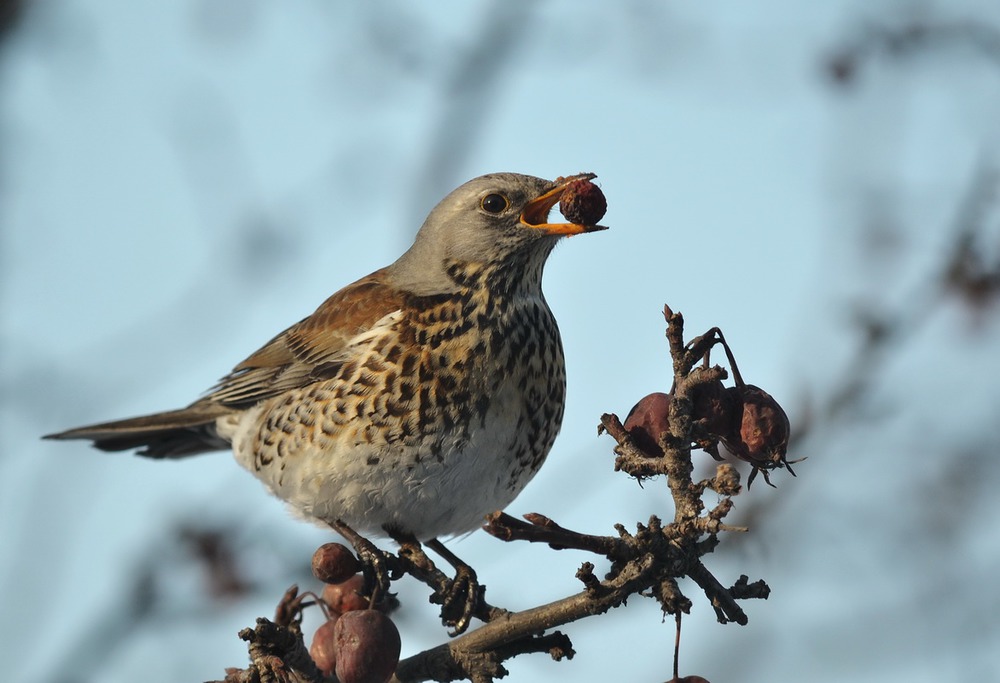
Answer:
[220, 306, 781, 682]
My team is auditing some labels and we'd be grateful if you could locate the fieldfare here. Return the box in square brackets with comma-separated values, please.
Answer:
[47, 172, 607, 543]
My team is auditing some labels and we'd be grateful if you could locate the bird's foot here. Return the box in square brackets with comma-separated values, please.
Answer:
[330, 519, 395, 603]
[426, 538, 485, 636]
[383, 529, 491, 635]
[437, 561, 483, 636]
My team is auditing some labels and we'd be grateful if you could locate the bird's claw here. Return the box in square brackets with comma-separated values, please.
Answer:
[331, 519, 394, 602]
[436, 563, 483, 636]
[355, 537, 394, 600]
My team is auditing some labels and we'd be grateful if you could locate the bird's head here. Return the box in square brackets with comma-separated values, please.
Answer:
[390, 172, 607, 295]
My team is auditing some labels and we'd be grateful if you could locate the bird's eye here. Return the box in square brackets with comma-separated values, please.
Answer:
[480, 193, 509, 214]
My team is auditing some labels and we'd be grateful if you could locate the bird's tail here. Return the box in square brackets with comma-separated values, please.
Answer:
[44, 404, 235, 459]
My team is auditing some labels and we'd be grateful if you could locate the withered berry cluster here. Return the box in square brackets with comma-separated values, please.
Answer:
[624, 321, 794, 487]
[309, 543, 401, 683]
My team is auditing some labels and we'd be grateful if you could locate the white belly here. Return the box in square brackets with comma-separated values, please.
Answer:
[221, 379, 545, 540]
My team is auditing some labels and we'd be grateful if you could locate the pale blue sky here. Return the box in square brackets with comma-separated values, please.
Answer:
[3, 2, 1000, 682]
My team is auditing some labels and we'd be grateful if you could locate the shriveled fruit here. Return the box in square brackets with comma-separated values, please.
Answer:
[309, 616, 341, 677]
[559, 178, 607, 225]
[622, 380, 793, 487]
[312, 542, 362, 585]
[322, 574, 368, 613]
[718, 384, 793, 486]
[721, 385, 790, 468]
[623, 392, 671, 456]
[334, 609, 402, 683]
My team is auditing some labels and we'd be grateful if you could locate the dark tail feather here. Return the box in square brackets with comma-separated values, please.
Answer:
[44, 405, 234, 459]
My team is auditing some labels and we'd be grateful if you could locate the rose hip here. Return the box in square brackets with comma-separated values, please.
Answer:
[559, 178, 607, 225]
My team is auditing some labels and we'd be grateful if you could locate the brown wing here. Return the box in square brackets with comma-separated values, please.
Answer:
[44, 268, 405, 458]
[206, 267, 405, 409]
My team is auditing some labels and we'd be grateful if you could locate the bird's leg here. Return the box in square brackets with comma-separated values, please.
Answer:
[383, 530, 485, 636]
[330, 519, 394, 602]
[425, 537, 484, 636]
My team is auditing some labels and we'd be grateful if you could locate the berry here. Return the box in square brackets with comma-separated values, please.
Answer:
[334, 610, 402, 683]
[310, 616, 341, 676]
[312, 542, 362, 584]
[719, 384, 790, 473]
[623, 392, 671, 455]
[559, 179, 607, 225]
[322, 575, 369, 613]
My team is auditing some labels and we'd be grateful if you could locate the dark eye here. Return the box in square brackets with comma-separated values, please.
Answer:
[480, 193, 509, 214]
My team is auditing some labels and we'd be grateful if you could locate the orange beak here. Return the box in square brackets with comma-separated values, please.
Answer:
[520, 173, 609, 236]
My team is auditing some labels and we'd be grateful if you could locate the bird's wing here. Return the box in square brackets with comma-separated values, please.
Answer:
[206, 267, 406, 408]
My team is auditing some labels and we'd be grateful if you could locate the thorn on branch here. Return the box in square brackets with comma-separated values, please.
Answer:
[576, 562, 603, 595]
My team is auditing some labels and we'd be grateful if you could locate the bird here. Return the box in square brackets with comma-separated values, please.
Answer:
[46, 172, 607, 543]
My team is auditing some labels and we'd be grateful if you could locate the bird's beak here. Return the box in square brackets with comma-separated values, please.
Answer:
[520, 173, 609, 236]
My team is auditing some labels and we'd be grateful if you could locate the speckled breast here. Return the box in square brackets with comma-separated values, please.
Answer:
[345, 259, 567, 485]
[237, 258, 567, 537]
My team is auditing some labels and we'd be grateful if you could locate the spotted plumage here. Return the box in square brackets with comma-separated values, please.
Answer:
[46, 172, 607, 540]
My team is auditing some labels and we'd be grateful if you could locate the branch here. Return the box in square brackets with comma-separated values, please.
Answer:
[394, 553, 658, 683]
[219, 305, 783, 683]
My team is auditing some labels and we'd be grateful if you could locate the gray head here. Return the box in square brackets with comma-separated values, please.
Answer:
[389, 172, 605, 295]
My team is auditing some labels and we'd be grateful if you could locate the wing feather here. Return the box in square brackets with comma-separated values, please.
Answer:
[208, 268, 405, 408]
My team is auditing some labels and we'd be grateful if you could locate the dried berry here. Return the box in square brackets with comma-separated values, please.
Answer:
[312, 542, 362, 584]
[310, 616, 341, 677]
[334, 609, 402, 683]
[322, 574, 369, 614]
[623, 381, 793, 486]
[559, 178, 607, 225]
[725, 385, 790, 465]
[623, 392, 671, 455]
[719, 384, 792, 485]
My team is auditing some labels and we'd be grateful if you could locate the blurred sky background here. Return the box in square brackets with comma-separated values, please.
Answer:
[3, 1, 1000, 682]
